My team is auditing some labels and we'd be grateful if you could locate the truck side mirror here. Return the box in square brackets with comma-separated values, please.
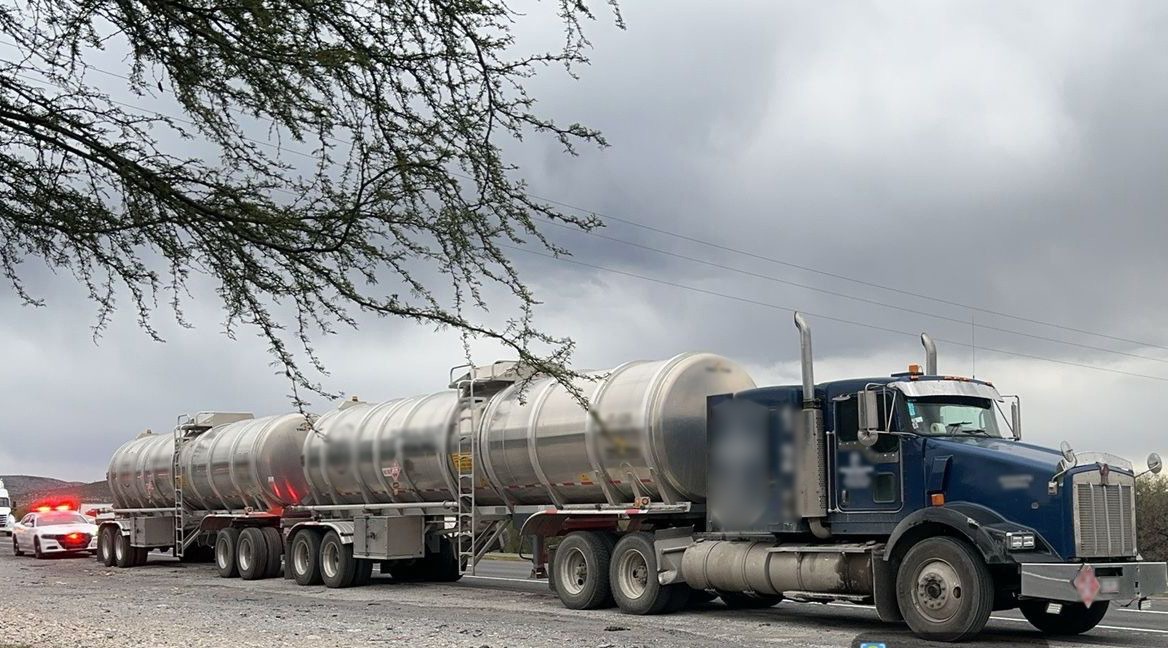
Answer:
[1010, 401, 1022, 441]
[1147, 453, 1163, 476]
[857, 390, 880, 447]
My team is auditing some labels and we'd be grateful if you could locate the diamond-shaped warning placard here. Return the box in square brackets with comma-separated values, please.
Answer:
[1073, 564, 1100, 607]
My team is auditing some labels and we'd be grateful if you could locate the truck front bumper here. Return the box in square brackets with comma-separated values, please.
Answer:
[1021, 562, 1168, 604]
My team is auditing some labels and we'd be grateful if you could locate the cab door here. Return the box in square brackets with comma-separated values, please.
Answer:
[831, 391, 904, 512]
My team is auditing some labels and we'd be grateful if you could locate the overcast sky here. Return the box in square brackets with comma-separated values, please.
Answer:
[3, 1, 1167, 481]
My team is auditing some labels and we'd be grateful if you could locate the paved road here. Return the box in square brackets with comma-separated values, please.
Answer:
[464, 558, 1168, 646]
[2, 542, 1166, 648]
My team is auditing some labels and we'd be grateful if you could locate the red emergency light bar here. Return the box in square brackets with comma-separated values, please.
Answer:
[31, 498, 79, 513]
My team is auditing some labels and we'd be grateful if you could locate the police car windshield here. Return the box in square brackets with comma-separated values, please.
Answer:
[37, 512, 88, 526]
[907, 396, 1002, 438]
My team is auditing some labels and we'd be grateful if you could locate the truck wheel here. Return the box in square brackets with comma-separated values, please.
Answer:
[113, 532, 134, 568]
[896, 537, 993, 641]
[1019, 600, 1109, 635]
[215, 528, 241, 578]
[553, 531, 615, 610]
[610, 532, 678, 615]
[237, 527, 270, 580]
[320, 530, 358, 588]
[290, 530, 324, 586]
[718, 591, 783, 609]
[260, 527, 284, 579]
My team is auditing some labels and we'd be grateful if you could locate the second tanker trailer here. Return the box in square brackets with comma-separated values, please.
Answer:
[96, 316, 1168, 642]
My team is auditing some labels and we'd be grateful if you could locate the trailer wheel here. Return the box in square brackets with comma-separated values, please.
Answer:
[237, 527, 270, 580]
[289, 529, 324, 585]
[320, 530, 358, 588]
[610, 532, 678, 615]
[1018, 600, 1109, 635]
[215, 528, 241, 578]
[132, 546, 149, 567]
[896, 536, 993, 641]
[113, 532, 134, 568]
[553, 531, 615, 610]
[260, 527, 284, 579]
[96, 527, 110, 564]
[718, 591, 782, 609]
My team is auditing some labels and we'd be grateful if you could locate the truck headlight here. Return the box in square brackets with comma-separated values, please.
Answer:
[1006, 532, 1036, 551]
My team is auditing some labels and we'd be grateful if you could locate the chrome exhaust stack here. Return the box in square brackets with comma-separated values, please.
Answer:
[793, 312, 829, 537]
[921, 332, 937, 375]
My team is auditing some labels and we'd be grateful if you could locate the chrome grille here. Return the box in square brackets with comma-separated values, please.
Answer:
[1073, 472, 1136, 558]
[0, 513, 6, 527]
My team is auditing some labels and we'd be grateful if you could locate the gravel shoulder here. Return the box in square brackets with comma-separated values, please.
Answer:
[0, 543, 1155, 648]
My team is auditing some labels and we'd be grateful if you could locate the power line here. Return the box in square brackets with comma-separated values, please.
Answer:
[503, 244, 1168, 383]
[535, 218, 1168, 365]
[6, 41, 1166, 361]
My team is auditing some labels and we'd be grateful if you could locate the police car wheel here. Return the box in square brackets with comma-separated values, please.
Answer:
[1019, 600, 1109, 635]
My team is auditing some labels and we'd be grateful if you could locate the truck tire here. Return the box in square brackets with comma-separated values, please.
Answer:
[610, 532, 678, 615]
[896, 536, 993, 641]
[718, 591, 783, 609]
[260, 527, 284, 579]
[320, 530, 358, 588]
[113, 532, 134, 568]
[237, 527, 270, 580]
[290, 529, 324, 586]
[215, 528, 241, 578]
[553, 531, 615, 610]
[1019, 600, 1109, 635]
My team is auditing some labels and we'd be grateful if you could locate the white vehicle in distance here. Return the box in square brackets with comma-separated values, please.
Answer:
[0, 479, 12, 536]
[11, 509, 99, 558]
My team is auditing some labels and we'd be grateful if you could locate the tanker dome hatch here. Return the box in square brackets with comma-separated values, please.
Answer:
[448, 360, 537, 389]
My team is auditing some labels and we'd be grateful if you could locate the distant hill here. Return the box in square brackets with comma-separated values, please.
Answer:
[1, 474, 112, 513]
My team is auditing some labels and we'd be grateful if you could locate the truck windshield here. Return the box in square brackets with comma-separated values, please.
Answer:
[907, 396, 1002, 438]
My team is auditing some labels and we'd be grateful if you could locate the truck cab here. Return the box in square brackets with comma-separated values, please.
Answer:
[699, 316, 1167, 640]
[0, 479, 13, 536]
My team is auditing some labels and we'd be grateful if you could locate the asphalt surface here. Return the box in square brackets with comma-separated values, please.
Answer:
[2, 540, 1166, 648]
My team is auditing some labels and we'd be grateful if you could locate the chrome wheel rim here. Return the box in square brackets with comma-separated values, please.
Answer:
[294, 537, 312, 575]
[557, 547, 588, 596]
[322, 541, 340, 579]
[913, 558, 963, 623]
[616, 548, 650, 600]
[114, 537, 125, 561]
[238, 536, 253, 572]
[216, 538, 230, 568]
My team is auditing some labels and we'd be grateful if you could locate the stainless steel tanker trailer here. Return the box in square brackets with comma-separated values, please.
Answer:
[96, 315, 1168, 642]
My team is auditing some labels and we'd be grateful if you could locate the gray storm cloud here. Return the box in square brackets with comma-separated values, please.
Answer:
[2, 0, 1167, 480]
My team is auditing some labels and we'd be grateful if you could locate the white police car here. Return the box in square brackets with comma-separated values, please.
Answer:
[11, 509, 99, 558]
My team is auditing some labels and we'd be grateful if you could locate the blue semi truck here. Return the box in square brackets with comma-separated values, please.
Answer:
[531, 313, 1167, 641]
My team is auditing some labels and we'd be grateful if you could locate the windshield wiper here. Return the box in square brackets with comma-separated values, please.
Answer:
[955, 428, 992, 437]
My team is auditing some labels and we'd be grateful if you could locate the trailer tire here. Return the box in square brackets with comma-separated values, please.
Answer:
[113, 532, 134, 568]
[237, 527, 269, 580]
[290, 529, 324, 586]
[553, 531, 615, 610]
[896, 536, 994, 642]
[1018, 600, 1109, 635]
[260, 527, 284, 579]
[718, 591, 782, 609]
[215, 528, 241, 578]
[610, 532, 675, 615]
[96, 527, 112, 564]
[132, 546, 149, 567]
[320, 530, 357, 589]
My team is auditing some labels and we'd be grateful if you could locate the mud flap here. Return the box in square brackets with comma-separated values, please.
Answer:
[872, 549, 903, 623]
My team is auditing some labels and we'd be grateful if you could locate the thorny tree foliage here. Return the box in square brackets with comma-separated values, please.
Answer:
[1137, 475, 1168, 562]
[0, 1, 622, 407]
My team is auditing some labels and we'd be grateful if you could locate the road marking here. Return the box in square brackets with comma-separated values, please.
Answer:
[990, 616, 1168, 635]
[1117, 607, 1168, 615]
